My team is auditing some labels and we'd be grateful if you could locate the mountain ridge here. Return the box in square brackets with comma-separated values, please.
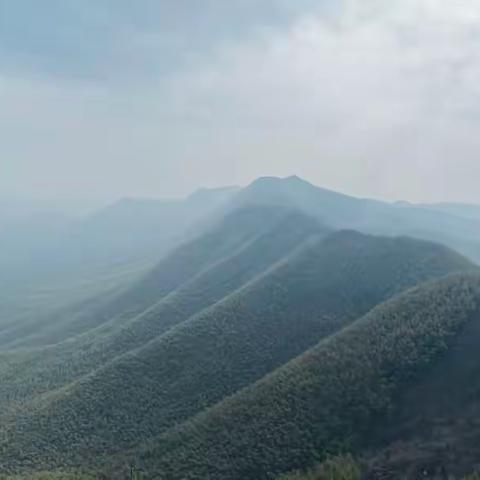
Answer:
[2, 176, 480, 479]
[0, 206, 475, 475]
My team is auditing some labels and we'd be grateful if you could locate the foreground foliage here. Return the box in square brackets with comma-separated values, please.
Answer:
[1, 219, 470, 474]
[0, 206, 478, 478]
[279, 455, 362, 480]
[132, 274, 480, 479]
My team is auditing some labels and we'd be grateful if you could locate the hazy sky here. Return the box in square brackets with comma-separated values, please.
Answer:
[2, 0, 480, 204]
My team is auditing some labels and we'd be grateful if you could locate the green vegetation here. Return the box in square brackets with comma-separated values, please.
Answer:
[278, 457, 480, 480]
[279, 455, 362, 480]
[0, 220, 472, 474]
[0, 472, 95, 480]
[0, 208, 323, 414]
[1, 205, 294, 349]
[2, 188, 480, 478]
[131, 274, 480, 480]
[0, 185, 241, 349]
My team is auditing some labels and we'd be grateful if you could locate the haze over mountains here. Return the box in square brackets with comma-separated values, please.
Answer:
[1, 176, 480, 479]
[2, 176, 479, 297]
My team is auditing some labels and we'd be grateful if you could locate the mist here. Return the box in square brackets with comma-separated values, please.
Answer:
[2, 0, 480, 204]
[4, 3, 480, 477]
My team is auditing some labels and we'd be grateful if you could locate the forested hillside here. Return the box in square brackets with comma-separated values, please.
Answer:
[130, 274, 480, 480]
[0, 218, 477, 477]
[0, 205, 302, 348]
[1, 177, 480, 479]
[3, 175, 480, 338]
[0, 186, 239, 337]
[5, 0, 480, 474]
[0, 207, 323, 412]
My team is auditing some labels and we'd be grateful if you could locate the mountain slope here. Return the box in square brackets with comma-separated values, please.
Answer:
[2, 178, 480, 478]
[0, 205, 288, 349]
[130, 274, 480, 480]
[0, 207, 324, 412]
[229, 176, 480, 263]
[0, 227, 474, 474]
[365, 293, 480, 478]
[0, 186, 239, 338]
[3, 176, 479, 340]
[419, 202, 480, 222]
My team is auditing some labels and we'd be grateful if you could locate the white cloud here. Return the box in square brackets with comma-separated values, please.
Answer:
[2, 0, 480, 203]
[160, 0, 480, 202]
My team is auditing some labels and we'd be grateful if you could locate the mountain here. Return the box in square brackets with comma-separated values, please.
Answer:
[3, 176, 480, 334]
[0, 207, 325, 414]
[0, 186, 239, 338]
[229, 176, 480, 263]
[4, 176, 480, 328]
[71, 185, 239, 264]
[2, 177, 480, 479]
[19, 185, 240, 280]
[0, 206, 474, 476]
[418, 202, 480, 223]
[229, 175, 386, 228]
[127, 274, 480, 480]
[0, 205, 308, 349]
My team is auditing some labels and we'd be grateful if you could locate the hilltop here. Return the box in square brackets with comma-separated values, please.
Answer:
[1, 177, 480, 479]
[0, 205, 476, 476]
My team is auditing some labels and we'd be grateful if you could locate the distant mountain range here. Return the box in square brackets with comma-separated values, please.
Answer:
[2, 176, 480, 295]
[1, 176, 480, 479]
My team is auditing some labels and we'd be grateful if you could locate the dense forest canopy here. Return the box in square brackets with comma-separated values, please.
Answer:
[1, 177, 480, 479]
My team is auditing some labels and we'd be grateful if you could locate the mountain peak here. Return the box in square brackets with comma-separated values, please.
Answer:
[249, 175, 311, 186]
[284, 174, 308, 183]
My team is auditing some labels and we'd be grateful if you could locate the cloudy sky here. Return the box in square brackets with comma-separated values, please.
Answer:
[2, 0, 480, 204]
